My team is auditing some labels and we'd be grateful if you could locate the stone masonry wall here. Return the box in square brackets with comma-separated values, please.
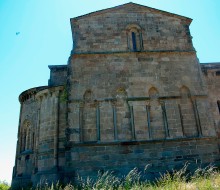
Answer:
[12, 86, 67, 188]
[65, 137, 220, 182]
[11, 3, 220, 189]
[67, 53, 215, 143]
[48, 65, 67, 87]
[69, 53, 205, 99]
[35, 87, 66, 176]
[201, 64, 220, 136]
[71, 4, 193, 54]
[15, 96, 38, 179]
[66, 3, 219, 184]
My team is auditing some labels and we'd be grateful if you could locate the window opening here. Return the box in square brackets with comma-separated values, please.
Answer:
[126, 24, 143, 52]
[132, 32, 137, 51]
[23, 133, 26, 151]
[217, 100, 220, 113]
[25, 155, 30, 161]
[32, 133, 35, 150]
[216, 71, 220, 76]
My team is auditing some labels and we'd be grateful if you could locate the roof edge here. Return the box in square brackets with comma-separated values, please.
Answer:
[71, 2, 192, 24]
[200, 62, 220, 65]
[48, 65, 67, 70]
[19, 86, 49, 103]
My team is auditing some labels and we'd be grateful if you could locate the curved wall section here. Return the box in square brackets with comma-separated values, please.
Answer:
[12, 86, 67, 188]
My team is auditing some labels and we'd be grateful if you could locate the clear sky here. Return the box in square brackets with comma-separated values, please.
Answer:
[0, 0, 219, 184]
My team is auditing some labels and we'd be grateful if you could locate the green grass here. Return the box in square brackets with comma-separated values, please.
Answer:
[5, 165, 220, 190]
[0, 181, 10, 190]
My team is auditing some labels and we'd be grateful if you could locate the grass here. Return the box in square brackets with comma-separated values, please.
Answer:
[5, 165, 220, 190]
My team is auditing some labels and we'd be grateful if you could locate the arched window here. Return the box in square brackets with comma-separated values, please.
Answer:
[20, 120, 33, 152]
[83, 89, 93, 103]
[148, 87, 159, 99]
[126, 24, 143, 52]
[115, 87, 127, 100]
[217, 100, 220, 113]
[216, 71, 220, 76]
[180, 86, 190, 99]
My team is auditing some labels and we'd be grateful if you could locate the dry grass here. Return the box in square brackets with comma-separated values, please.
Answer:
[7, 165, 220, 190]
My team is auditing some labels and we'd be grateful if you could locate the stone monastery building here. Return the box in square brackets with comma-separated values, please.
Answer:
[12, 2, 220, 188]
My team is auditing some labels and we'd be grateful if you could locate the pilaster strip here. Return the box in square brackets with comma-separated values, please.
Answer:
[130, 105, 136, 140]
[161, 102, 170, 138]
[178, 104, 185, 137]
[79, 103, 84, 142]
[54, 91, 60, 170]
[192, 99, 202, 137]
[113, 104, 118, 141]
[146, 105, 152, 139]
[35, 99, 42, 172]
[96, 104, 101, 142]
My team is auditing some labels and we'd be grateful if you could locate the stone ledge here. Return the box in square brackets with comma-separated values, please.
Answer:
[71, 50, 196, 56]
[38, 148, 66, 156]
[68, 136, 217, 147]
[68, 94, 208, 103]
[19, 149, 33, 156]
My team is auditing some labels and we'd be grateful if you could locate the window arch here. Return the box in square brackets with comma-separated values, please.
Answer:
[20, 120, 33, 152]
[148, 87, 159, 99]
[115, 87, 127, 100]
[83, 89, 93, 103]
[126, 24, 143, 52]
[180, 86, 190, 99]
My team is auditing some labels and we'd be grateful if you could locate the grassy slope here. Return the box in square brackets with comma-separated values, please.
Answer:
[4, 165, 220, 190]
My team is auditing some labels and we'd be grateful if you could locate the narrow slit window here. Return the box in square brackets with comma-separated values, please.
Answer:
[216, 71, 220, 76]
[132, 32, 137, 51]
[217, 100, 220, 113]
[32, 133, 35, 150]
[23, 133, 26, 151]
[126, 24, 143, 52]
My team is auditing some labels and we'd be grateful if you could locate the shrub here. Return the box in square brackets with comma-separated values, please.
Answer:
[0, 181, 10, 190]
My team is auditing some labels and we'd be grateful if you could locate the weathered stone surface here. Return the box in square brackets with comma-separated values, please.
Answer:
[12, 3, 220, 189]
[201, 63, 220, 137]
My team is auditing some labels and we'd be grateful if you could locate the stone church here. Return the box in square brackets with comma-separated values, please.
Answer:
[12, 2, 220, 188]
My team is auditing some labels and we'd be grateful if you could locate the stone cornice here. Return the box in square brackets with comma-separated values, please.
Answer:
[70, 50, 196, 57]
[66, 136, 217, 148]
[68, 94, 208, 103]
[19, 86, 48, 103]
[35, 86, 64, 100]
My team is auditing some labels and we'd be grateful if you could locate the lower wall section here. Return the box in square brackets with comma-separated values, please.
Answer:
[11, 177, 32, 190]
[11, 137, 220, 189]
[64, 137, 220, 182]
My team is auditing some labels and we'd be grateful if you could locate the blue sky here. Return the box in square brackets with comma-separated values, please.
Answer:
[0, 0, 219, 183]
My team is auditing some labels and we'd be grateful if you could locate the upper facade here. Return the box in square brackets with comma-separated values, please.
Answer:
[70, 3, 194, 54]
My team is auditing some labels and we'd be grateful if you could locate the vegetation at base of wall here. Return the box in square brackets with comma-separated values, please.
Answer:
[0, 181, 10, 190]
[60, 85, 68, 103]
[10, 165, 220, 190]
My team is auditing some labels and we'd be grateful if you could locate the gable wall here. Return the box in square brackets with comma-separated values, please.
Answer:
[66, 5, 219, 181]
[71, 6, 193, 53]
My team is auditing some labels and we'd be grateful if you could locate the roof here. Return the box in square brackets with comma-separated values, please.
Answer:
[48, 65, 67, 70]
[200, 62, 220, 70]
[19, 86, 49, 102]
[71, 2, 192, 23]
